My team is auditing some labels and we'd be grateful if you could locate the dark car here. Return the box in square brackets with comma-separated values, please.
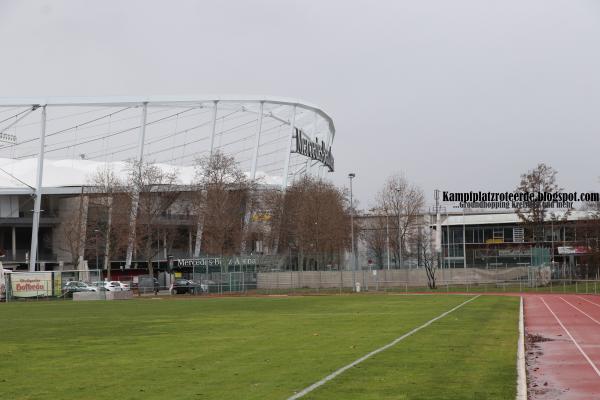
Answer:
[171, 279, 203, 294]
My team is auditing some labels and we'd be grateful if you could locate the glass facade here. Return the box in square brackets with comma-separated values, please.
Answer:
[440, 221, 583, 268]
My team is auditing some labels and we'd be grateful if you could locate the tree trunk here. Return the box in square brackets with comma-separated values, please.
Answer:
[104, 197, 113, 280]
[194, 217, 203, 258]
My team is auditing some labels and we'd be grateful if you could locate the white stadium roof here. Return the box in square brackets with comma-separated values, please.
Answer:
[0, 95, 337, 195]
[0, 157, 284, 195]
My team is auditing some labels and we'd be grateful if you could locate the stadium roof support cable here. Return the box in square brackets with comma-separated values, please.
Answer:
[15, 108, 197, 159]
[0, 105, 39, 141]
[0, 105, 38, 126]
[0, 165, 35, 190]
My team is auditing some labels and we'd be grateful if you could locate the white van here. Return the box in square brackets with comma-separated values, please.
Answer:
[0, 265, 9, 300]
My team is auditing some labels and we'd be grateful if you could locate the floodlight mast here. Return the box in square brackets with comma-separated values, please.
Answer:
[281, 105, 297, 190]
[349, 173, 356, 288]
[125, 103, 148, 269]
[29, 105, 46, 272]
[208, 101, 218, 156]
[249, 101, 265, 180]
[434, 189, 442, 269]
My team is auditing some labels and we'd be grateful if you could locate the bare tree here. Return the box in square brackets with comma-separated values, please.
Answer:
[417, 225, 437, 289]
[375, 174, 425, 267]
[515, 163, 562, 245]
[86, 167, 126, 279]
[360, 213, 388, 268]
[54, 194, 88, 266]
[272, 176, 351, 270]
[124, 160, 181, 275]
[192, 151, 254, 256]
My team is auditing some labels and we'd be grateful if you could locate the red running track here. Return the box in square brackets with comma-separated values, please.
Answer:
[525, 294, 600, 399]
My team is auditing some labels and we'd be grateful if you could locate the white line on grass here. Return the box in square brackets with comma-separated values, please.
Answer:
[560, 297, 600, 326]
[286, 295, 481, 400]
[577, 296, 600, 308]
[540, 297, 600, 378]
[516, 296, 526, 400]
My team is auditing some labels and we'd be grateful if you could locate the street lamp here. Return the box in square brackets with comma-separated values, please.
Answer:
[349, 173, 356, 288]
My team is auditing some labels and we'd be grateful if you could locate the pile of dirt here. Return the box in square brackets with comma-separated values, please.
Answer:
[527, 333, 554, 344]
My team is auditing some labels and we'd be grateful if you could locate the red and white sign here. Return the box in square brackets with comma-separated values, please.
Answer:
[557, 246, 590, 255]
[10, 272, 53, 297]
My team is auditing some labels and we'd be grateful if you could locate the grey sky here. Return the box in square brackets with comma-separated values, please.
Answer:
[1, 0, 599, 209]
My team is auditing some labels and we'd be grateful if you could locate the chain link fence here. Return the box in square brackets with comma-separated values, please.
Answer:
[163, 264, 600, 296]
[4, 262, 600, 301]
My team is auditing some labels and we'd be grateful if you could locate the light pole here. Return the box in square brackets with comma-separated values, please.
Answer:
[349, 173, 356, 289]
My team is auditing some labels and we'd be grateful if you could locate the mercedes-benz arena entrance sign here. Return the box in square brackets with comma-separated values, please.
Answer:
[0, 96, 336, 272]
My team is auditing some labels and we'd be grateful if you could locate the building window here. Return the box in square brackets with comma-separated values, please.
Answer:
[513, 227, 524, 243]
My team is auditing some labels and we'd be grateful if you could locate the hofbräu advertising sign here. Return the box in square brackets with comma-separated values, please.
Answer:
[10, 272, 53, 297]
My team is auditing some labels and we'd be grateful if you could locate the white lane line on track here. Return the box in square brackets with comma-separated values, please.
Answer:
[516, 296, 526, 400]
[286, 295, 481, 400]
[560, 297, 600, 326]
[540, 297, 600, 378]
[577, 296, 600, 308]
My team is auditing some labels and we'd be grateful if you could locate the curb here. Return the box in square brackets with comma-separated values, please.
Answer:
[516, 296, 527, 400]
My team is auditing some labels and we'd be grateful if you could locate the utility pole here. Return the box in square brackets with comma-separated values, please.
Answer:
[349, 173, 356, 290]
[434, 189, 442, 271]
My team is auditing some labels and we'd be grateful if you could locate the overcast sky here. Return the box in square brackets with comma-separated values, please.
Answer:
[1, 0, 599, 209]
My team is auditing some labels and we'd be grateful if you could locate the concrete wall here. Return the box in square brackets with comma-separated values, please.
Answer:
[73, 290, 133, 301]
[256, 267, 530, 289]
[73, 292, 105, 301]
[106, 291, 133, 300]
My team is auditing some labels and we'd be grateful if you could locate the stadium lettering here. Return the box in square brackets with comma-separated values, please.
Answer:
[176, 257, 257, 267]
[293, 128, 334, 172]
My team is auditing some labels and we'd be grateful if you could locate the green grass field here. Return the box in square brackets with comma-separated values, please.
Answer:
[0, 295, 519, 400]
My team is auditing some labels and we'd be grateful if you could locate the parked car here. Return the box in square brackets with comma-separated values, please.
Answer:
[109, 281, 130, 291]
[62, 281, 98, 297]
[170, 279, 207, 294]
[91, 281, 122, 291]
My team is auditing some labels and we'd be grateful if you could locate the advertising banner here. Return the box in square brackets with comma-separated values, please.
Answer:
[10, 272, 54, 297]
[557, 246, 590, 255]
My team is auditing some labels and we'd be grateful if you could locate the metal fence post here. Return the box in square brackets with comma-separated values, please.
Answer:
[318, 270, 321, 294]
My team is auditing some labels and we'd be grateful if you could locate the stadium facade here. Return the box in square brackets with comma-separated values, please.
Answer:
[0, 96, 336, 272]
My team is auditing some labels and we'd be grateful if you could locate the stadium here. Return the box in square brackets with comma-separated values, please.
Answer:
[1, 97, 600, 400]
[0, 96, 336, 273]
